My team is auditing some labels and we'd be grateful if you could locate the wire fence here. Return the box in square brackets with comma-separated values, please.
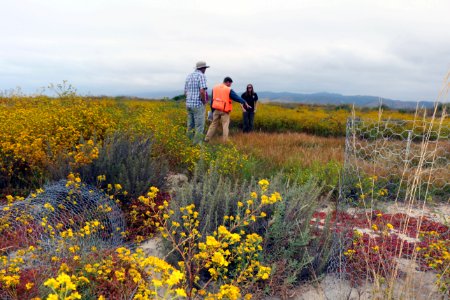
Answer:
[330, 113, 450, 296]
[340, 117, 449, 204]
[0, 180, 125, 291]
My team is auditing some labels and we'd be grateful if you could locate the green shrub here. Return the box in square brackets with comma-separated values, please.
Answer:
[78, 132, 169, 199]
[165, 162, 335, 295]
[286, 160, 341, 190]
[261, 179, 335, 296]
[165, 161, 244, 238]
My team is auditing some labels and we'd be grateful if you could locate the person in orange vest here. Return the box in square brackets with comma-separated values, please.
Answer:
[205, 77, 250, 142]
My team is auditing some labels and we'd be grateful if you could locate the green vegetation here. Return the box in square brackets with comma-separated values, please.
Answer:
[1, 95, 448, 299]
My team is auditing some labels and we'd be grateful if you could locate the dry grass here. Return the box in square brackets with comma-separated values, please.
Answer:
[231, 132, 344, 169]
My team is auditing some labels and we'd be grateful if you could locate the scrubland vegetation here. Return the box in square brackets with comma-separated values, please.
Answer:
[0, 93, 448, 299]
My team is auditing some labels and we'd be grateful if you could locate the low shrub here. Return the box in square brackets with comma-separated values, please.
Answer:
[261, 179, 335, 297]
[77, 132, 169, 200]
[166, 163, 336, 296]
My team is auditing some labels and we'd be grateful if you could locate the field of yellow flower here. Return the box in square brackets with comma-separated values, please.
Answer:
[1, 95, 448, 299]
[0, 96, 250, 198]
[229, 102, 449, 136]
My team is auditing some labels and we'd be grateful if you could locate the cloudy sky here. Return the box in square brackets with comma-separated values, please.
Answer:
[1, 0, 449, 101]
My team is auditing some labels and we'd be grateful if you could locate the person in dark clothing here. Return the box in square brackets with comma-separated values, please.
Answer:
[241, 84, 258, 133]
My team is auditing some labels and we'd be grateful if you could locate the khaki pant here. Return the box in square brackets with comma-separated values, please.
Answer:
[205, 110, 230, 142]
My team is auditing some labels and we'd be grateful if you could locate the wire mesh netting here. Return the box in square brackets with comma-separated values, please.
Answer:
[340, 117, 449, 204]
[0, 180, 125, 297]
[329, 114, 450, 296]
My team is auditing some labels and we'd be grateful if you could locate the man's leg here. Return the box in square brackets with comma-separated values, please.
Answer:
[193, 106, 205, 145]
[205, 110, 221, 142]
[221, 112, 231, 142]
[186, 107, 195, 140]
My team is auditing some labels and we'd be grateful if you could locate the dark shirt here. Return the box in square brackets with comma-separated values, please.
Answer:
[241, 92, 258, 112]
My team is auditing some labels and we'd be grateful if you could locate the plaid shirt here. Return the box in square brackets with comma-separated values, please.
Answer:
[185, 70, 207, 108]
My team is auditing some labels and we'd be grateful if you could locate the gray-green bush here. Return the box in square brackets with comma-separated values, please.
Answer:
[78, 132, 169, 199]
[165, 162, 335, 295]
[262, 179, 335, 296]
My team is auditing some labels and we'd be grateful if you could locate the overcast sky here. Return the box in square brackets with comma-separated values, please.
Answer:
[1, 0, 449, 101]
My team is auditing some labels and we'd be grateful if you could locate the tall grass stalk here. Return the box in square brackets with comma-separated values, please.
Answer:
[348, 72, 449, 298]
[385, 72, 449, 298]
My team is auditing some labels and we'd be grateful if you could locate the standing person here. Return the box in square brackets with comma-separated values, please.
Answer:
[184, 61, 209, 144]
[205, 77, 250, 142]
[241, 84, 258, 133]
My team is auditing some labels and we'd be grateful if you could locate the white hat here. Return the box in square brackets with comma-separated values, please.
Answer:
[196, 61, 210, 69]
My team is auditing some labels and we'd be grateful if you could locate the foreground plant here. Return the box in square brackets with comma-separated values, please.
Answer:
[39, 247, 187, 300]
[153, 179, 281, 299]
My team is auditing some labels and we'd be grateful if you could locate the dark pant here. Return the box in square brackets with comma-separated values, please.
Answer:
[243, 111, 255, 133]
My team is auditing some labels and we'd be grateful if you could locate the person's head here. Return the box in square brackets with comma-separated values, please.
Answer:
[246, 84, 254, 94]
[223, 77, 233, 87]
[196, 61, 210, 73]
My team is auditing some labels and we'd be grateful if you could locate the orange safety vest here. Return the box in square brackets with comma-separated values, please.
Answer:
[212, 84, 232, 113]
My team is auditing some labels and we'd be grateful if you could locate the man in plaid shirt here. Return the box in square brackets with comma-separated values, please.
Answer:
[184, 61, 209, 144]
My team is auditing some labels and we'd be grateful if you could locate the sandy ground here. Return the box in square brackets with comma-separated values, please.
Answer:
[262, 269, 443, 300]
[139, 236, 164, 258]
[382, 201, 450, 225]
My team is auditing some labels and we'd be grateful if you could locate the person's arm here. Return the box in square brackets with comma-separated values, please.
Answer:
[210, 90, 214, 107]
[230, 90, 250, 111]
[184, 77, 188, 97]
[230, 89, 249, 107]
[238, 93, 246, 111]
[199, 74, 207, 104]
[254, 93, 258, 112]
[200, 88, 206, 103]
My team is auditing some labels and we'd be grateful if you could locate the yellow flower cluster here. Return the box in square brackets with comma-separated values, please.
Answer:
[205, 284, 252, 300]
[154, 181, 280, 299]
[66, 173, 82, 189]
[138, 186, 159, 206]
[344, 249, 357, 257]
[419, 236, 450, 293]
[0, 257, 21, 288]
[70, 139, 99, 167]
[44, 272, 82, 300]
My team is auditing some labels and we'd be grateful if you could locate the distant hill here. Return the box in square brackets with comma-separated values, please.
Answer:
[128, 90, 437, 110]
[258, 92, 435, 110]
[130, 90, 184, 99]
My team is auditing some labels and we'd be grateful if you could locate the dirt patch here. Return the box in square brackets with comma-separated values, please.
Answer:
[382, 202, 450, 224]
[263, 270, 442, 300]
[139, 236, 163, 258]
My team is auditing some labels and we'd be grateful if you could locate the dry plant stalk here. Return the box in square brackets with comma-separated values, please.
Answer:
[343, 71, 449, 298]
